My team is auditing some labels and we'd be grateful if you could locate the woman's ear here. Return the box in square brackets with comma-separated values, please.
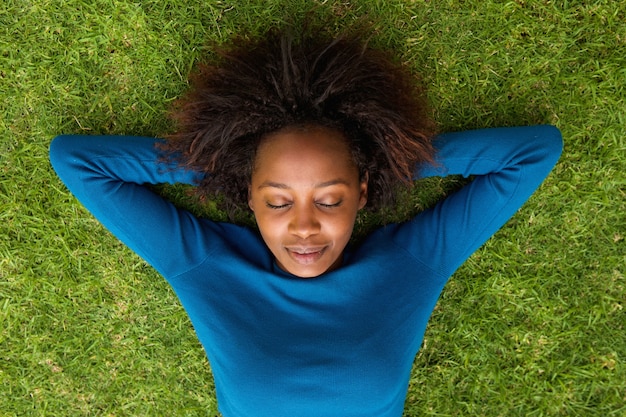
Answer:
[358, 171, 369, 209]
[247, 186, 255, 212]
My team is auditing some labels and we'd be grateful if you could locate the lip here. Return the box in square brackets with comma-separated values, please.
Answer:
[285, 246, 327, 265]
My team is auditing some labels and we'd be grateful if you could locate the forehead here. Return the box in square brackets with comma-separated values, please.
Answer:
[252, 126, 358, 182]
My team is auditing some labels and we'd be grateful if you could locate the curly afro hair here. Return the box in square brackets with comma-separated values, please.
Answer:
[159, 22, 437, 219]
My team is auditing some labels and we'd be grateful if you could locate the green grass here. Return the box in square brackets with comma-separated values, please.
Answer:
[2, 0, 624, 416]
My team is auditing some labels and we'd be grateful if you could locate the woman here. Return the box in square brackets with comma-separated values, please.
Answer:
[50, 23, 562, 417]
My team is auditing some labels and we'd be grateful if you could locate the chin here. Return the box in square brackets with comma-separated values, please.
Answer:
[287, 265, 328, 279]
[278, 258, 336, 278]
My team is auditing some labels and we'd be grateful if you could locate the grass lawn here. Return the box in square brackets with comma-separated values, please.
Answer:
[2, 0, 624, 415]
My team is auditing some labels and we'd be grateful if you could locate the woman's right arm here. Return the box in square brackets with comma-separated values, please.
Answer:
[49, 134, 215, 277]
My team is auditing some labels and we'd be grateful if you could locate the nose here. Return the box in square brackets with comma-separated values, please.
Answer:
[288, 205, 321, 239]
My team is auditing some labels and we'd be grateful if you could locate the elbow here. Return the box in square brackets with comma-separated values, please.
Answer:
[49, 134, 81, 181]
[543, 124, 563, 156]
[49, 135, 70, 173]
[533, 125, 563, 168]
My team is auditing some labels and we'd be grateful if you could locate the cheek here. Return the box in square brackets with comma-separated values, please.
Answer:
[327, 212, 358, 242]
[253, 211, 284, 243]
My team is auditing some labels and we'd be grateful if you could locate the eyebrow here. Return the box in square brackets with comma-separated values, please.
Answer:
[257, 179, 351, 190]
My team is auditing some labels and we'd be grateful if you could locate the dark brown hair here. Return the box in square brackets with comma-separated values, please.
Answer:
[159, 22, 436, 218]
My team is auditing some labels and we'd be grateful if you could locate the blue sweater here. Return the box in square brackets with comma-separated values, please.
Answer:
[49, 125, 562, 416]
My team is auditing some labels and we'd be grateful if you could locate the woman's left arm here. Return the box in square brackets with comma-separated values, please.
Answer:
[396, 125, 563, 277]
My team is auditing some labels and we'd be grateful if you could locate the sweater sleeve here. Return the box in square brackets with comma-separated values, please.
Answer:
[394, 125, 563, 278]
[49, 134, 215, 277]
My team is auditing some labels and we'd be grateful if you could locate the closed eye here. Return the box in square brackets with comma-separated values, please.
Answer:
[317, 201, 342, 208]
[266, 202, 291, 210]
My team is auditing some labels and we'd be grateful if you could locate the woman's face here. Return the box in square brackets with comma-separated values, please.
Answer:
[248, 125, 368, 278]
